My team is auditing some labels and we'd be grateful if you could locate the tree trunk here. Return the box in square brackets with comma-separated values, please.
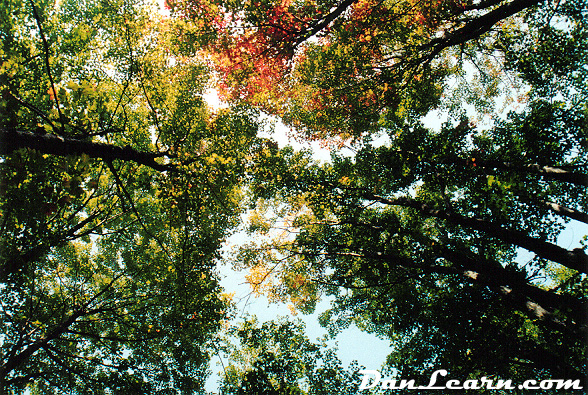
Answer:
[424, 0, 544, 61]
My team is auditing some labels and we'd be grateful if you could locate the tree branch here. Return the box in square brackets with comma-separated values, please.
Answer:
[364, 193, 588, 273]
[0, 129, 177, 173]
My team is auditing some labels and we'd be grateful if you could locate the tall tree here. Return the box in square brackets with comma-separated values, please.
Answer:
[221, 0, 588, 387]
[240, 112, 587, 388]
[0, 0, 263, 392]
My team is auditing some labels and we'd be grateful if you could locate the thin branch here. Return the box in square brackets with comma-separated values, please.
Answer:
[106, 161, 175, 263]
[29, 0, 65, 134]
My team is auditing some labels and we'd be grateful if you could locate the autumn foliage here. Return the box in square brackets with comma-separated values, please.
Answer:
[3, 0, 586, 390]
[168, 0, 499, 140]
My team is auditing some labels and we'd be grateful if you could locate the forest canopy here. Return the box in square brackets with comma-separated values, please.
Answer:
[1, 0, 586, 393]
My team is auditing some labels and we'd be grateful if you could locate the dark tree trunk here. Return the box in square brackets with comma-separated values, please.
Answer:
[0, 129, 176, 172]
[424, 0, 544, 61]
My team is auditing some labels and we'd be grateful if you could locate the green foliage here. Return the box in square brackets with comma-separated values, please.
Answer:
[2, 0, 587, 392]
[0, 0, 263, 392]
[219, 317, 363, 395]
[236, 9, 588, 381]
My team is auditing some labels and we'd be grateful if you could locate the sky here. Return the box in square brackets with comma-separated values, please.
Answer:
[205, 246, 392, 392]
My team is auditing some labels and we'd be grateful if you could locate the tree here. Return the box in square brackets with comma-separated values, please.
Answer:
[218, 316, 362, 395]
[224, 0, 588, 388]
[0, 0, 263, 392]
[240, 112, 587, 389]
[3, 0, 587, 391]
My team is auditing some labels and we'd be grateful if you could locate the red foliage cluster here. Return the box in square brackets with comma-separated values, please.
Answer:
[206, 2, 315, 105]
[351, 0, 378, 20]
